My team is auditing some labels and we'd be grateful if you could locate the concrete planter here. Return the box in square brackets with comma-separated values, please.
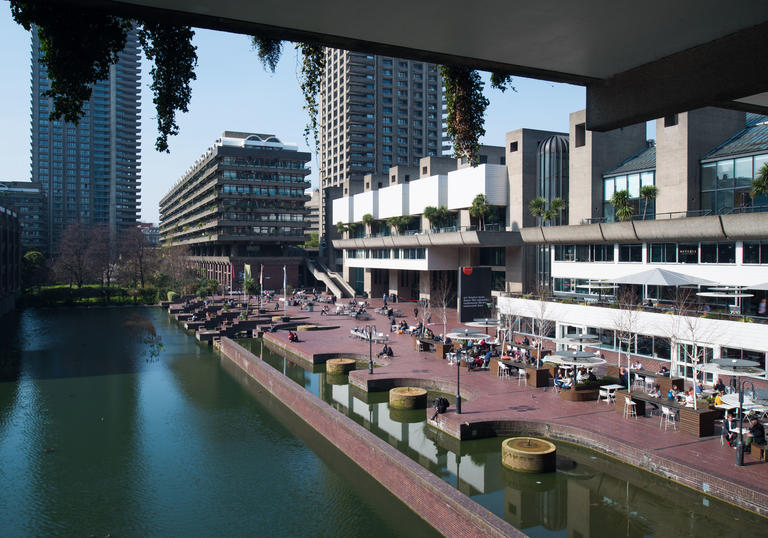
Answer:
[389, 387, 428, 410]
[501, 437, 556, 473]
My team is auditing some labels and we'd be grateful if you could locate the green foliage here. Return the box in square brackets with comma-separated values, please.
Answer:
[303, 232, 319, 248]
[167, 291, 179, 302]
[752, 162, 768, 199]
[243, 276, 260, 297]
[440, 65, 489, 166]
[22, 285, 159, 307]
[11, 2, 197, 153]
[22, 250, 47, 289]
[10, 1, 131, 124]
[639, 184, 658, 220]
[362, 213, 374, 226]
[489, 73, 515, 92]
[423, 206, 451, 230]
[137, 23, 197, 152]
[251, 35, 282, 72]
[529, 196, 566, 225]
[336, 221, 348, 234]
[297, 43, 326, 148]
[469, 193, 490, 230]
[610, 189, 634, 222]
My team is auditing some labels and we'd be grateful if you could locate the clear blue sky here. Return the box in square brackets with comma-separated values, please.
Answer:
[0, 4, 595, 224]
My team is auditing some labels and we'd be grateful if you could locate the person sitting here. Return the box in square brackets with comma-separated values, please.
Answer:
[714, 390, 725, 406]
[482, 351, 492, 369]
[695, 381, 704, 396]
[378, 344, 393, 358]
[274, 302, 280, 311]
[745, 417, 766, 453]
[268, 323, 277, 333]
[554, 372, 569, 391]
[714, 378, 726, 393]
[630, 360, 642, 370]
[658, 365, 670, 376]
[522, 336, 530, 347]
[723, 410, 739, 447]
[587, 370, 597, 382]
[684, 388, 695, 407]
[320, 306, 328, 316]
[576, 368, 588, 384]
[288, 331, 299, 343]
[619, 367, 629, 388]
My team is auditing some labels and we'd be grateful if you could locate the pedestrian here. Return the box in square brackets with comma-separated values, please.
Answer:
[413, 307, 418, 319]
[383, 293, 387, 307]
[759, 298, 767, 316]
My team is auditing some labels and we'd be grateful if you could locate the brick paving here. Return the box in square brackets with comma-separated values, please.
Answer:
[258, 296, 768, 515]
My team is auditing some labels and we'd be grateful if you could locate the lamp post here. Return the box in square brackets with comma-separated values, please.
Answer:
[736, 379, 757, 466]
[364, 323, 375, 374]
[456, 354, 462, 414]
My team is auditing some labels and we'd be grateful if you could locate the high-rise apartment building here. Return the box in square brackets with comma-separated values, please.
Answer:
[317, 49, 446, 267]
[30, 29, 141, 253]
[0, 180, 48, 255]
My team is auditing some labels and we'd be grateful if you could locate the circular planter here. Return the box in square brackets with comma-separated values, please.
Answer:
[296, 324, 319, 331]
[389, 407, 425, 424]
[501, 437, 557, 473]
[326, 358, 356, 375]
[389, 387, 427, 410]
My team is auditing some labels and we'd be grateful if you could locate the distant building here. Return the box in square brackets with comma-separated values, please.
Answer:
[138, 222, 159, 247]
[0, 181, 48, 254]
[0, 205, 21, 316]
[30, 28, 141, 253]
[305, 188, 321, 240]
[159, 131, 311, 290]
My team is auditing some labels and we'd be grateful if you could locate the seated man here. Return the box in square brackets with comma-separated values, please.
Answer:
[714, 378, 726, 393]
[587, 370, 597, 382]
[658, 365, 670, 376]
[482, 351, 492, 369]
[745, 417, 767, 452]
[522, 336, 530, 346]
[288, 331, 299, 343]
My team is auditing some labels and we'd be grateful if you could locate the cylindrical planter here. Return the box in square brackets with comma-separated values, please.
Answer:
[389, 387, 427, 410]
[389, 407, 425, 423]
[326, 358, 356, 375]
[501, 437, 556, 473]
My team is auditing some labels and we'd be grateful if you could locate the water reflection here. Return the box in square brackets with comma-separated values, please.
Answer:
[241, 338, 768, 536]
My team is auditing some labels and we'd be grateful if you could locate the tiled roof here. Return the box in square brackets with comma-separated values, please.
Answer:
[703, 115, 768, 160]
[603, 145, 656, 176]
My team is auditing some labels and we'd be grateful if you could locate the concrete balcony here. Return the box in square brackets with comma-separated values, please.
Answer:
[332, 228, 522, 249]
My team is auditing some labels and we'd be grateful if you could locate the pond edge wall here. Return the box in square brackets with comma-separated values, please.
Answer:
[218, 337, 521, 538]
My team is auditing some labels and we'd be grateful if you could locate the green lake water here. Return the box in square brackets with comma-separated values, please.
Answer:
[0, 307, 436, 537]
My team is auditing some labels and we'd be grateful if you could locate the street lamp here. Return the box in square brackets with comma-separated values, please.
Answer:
[735, 379, 757, 466]
[364, 323, 375, 374]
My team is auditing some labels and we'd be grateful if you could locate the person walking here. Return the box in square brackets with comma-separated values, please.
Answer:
[413, 307, 418, 319]
[383, 293, 388, 307]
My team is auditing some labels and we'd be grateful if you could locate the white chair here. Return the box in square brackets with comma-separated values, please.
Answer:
[644, 376, 656, 393]
[632, 374, 645, 390]
[498, 361, 510, 378]
[517, 367, 527, 385]
[623, 396, 638, 419]
[660, 406, 677, 430]
[446, 352, 456, 366]
[597, 387, 610, 405]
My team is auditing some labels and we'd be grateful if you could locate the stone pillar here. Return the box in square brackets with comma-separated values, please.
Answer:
[389, 269, 399, 300]
[363, 268, 373, 297]
[418, 271, 431, 302]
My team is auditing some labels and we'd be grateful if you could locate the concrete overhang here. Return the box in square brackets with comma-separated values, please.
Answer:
[332, 230, 522, 249]
[61, 0, 768, 130]
[520, 213, 768, 244]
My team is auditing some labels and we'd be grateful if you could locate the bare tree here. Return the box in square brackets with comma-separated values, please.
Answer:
[613, 287, 639, 393]
[119, 226, 155, 288]
[419, 296, 432, 337]
[158, 243, 195, 295]
[53, 222, 94, 287]
[432, 272, 455, 339]
[667, 289, 710, 409]
[531, 286, 555, 368]
[87, 226, 116, 288]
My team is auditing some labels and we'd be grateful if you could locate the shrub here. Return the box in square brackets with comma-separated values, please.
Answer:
[167, 291, 179, 302]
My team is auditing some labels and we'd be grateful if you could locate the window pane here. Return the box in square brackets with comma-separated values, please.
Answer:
[744, 241, 760, 264]
[604, 178, 615, 201]
[678, 243, 698, 263]
[718, 242, 735, 263]
[640, 171, 655, 187]
[700, 243, 717, 263]
[701, 163, 717, 190]
[615, 175, 627, 192]
[701, 191, 714, 213]
[628, 174, 640, 197]
[717, 160, 734, 188]
[754, 154, 768, 179]
[735, 157, 753, 187]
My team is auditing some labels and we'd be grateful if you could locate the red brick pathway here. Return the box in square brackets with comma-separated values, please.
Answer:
[259, 297, 768, 515]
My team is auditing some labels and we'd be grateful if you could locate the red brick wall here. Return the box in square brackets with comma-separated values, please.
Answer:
[219, 337, 521, 537]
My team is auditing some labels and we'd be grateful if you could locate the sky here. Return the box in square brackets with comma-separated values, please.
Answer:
[0, 4, 594, 225]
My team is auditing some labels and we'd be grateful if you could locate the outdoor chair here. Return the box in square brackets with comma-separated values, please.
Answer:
[497, 361, 510, 378]
[660, 406, 676, 430]
[597, 387, 612, 405]
[517, 367, 527, 385]
[644, 376, 656, 393]
[623, 396, 637, 419]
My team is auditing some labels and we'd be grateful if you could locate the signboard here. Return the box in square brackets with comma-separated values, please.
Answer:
[457, 266, 492, 322]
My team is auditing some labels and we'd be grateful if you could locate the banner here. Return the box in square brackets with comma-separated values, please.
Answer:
[457, 267, 492, 322]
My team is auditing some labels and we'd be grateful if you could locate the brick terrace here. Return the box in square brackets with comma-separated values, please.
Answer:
[255, 296, 768, 516]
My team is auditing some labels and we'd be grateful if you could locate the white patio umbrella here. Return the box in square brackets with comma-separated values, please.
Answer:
[547, 354, 606, 383]
[610, 268, 717, 287]
[746, 282, 768, 290]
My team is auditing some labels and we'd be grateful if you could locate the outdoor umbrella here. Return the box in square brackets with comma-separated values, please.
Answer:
[546, 354, 606, 383]
[746, 282, 768, 290]
[610, 268, 717, 287]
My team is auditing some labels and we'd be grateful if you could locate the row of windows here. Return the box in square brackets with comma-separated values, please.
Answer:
[554, 241, 768, 264]
[701, 153, 768, 214]
[219, 185, 305, 197]
[346, 247, 426, 260]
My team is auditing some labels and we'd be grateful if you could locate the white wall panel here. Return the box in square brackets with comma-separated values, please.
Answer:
[378, 183, 409, 219]
[353, 190, 377, 222]
[408, 174, 447, 215]
[332, 196, 353, 224]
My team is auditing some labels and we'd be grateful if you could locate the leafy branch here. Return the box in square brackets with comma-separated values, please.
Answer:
[440, 65, 489, 166]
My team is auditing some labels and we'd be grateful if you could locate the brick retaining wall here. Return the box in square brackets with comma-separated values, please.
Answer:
[219, 337, 521, 537]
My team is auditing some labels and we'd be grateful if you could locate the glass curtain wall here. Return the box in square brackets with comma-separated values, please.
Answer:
[536, 135, 569, 290]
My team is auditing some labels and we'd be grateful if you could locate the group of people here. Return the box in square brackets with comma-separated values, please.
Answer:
[724, 409, 766, 450]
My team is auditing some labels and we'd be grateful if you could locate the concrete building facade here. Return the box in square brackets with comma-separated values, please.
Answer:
[0, 205, 21, 317]
[30, 29, 141, 253]
[317, 50, 446, 269]
[159, 132, 311, 290]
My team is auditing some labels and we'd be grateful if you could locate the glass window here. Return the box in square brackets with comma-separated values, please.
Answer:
[744, 241, 761, 264]
[677, 243, 699, 263]
[700, 243, 717, 263]
[701, 163, 717, 190]
[717, 160, 734, 189]
[735, 157, 753, 187]
[640, 171, 654, 187]
[619, 244, 642, 262]
[575, 245, 590, 262]
[650, 242, 676, 263]
[717, 242, 735, 263]
[628, 174, 640, 198]
[603, 178, 615, 201]
[614, 175, 627, 192]
[654, 337, 671, 360]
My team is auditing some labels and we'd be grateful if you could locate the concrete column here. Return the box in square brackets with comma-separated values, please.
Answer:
[363, 268, 373, 297]
[418, 271, 431, 302]
[388, 269, 399, 299]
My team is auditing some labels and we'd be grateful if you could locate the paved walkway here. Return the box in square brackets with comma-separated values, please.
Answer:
[255, 296, 768, 515]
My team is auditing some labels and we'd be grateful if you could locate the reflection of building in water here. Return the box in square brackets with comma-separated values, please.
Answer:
[503, 468, 567, 531]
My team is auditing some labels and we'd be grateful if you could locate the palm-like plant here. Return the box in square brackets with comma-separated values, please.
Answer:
[751, 162, 768, 200]
[336, 221, 348, 235]
[529, 196, 566, 225]
[423, 206, 438, 231]
[362, 213, 374, 235]
[469, 193, 490, 230]
[639, 185, 658, 220]
[611, 190, 634, 222]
